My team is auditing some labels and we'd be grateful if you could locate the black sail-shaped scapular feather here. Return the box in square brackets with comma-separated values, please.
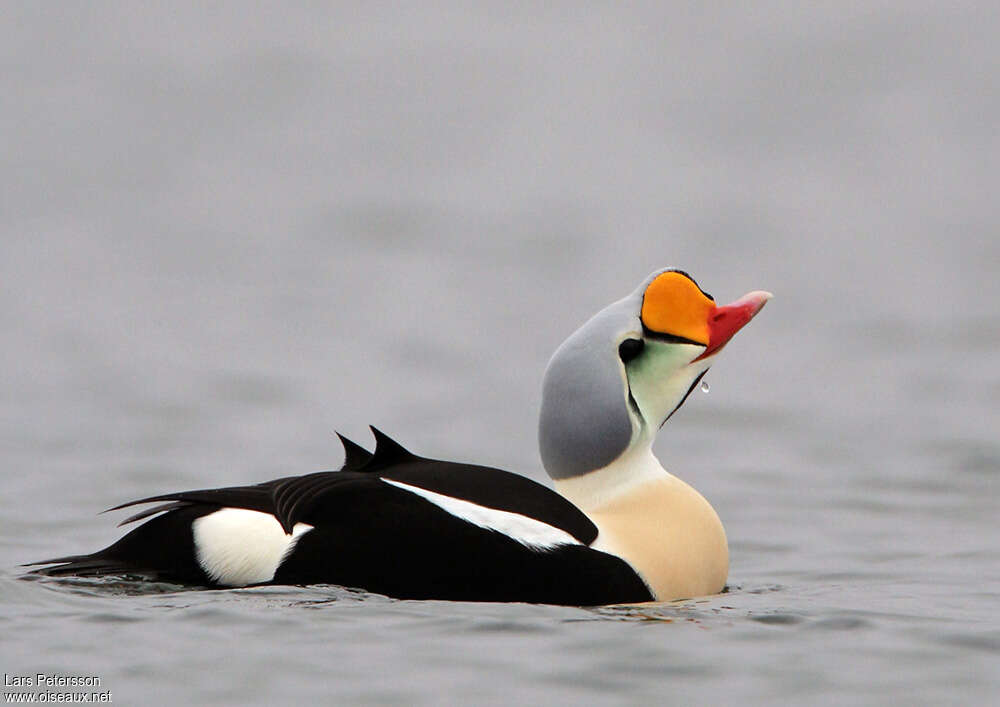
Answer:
[336, 432, 374, 470]
[367, 426, 418, 469]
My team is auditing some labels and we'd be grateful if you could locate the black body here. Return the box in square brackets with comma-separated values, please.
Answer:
[29, 430, 653, 606]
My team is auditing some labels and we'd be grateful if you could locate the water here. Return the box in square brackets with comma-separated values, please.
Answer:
[2, 3, 998, 705]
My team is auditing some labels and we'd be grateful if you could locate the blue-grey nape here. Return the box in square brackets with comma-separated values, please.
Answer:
[538, 270, 672, 480]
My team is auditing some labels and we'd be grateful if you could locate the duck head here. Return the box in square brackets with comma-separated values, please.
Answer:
[538, 268, 771, 482]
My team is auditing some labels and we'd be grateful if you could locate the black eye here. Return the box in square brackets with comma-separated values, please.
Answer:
[618, 337, 644, 363]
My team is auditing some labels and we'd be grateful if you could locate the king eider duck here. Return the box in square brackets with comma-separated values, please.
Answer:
[30, 269, 770, 606]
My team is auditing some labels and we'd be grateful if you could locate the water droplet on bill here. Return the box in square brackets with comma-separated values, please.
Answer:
[700, 380, 710, 393]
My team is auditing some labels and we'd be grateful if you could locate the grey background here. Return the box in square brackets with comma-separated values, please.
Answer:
[2, 3, 997, 705]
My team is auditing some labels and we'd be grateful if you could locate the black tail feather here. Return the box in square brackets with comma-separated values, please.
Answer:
[27, 555, 138, 577]
[23, 554, 92, 568]
[28, 505, 213, 584]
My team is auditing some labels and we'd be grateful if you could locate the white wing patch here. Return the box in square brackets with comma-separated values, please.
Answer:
[192, 508, 313, 587]
[380, 478, 581, 550]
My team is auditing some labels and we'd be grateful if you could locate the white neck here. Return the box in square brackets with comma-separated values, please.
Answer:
[553, 442, 667, 513]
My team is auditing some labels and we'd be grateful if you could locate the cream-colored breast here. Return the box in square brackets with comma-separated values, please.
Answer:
[555, 458, 728, 602]
[586, 475, 728, 601]
[554, 447, 729, 601]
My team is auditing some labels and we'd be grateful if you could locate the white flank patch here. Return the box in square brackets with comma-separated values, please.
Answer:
[192, 508, 314, 587]
[380, 478, 580, 550]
